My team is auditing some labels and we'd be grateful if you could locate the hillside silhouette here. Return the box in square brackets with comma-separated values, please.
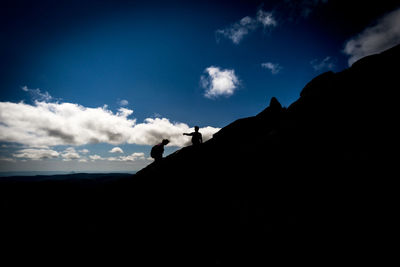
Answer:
[133, 44, 398, 264]
[1, 44, 399, 265]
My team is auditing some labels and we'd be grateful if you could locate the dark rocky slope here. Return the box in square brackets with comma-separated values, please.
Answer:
[134, 44, 399, 264]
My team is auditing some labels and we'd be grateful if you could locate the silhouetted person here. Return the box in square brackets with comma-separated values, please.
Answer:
[150, 139, 169, 162]
[183, 126, 203, 146]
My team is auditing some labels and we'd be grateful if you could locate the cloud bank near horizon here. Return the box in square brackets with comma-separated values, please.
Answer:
[0, 100, 220, 149]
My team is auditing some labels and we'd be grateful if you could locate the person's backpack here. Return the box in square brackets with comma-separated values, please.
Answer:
[150, 144, 159, 158]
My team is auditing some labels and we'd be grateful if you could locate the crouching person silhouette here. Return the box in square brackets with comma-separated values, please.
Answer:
[183, 126, 202, 146]
[150, 139, 170, 163]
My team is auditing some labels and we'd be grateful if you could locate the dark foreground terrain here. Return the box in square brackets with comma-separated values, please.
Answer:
[1, 45, 399, 265]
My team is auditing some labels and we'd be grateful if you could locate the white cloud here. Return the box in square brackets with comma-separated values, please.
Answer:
[106, 153, 146, 162]
[129, 118, 217, 146]
[310, 56, 335, 71]
[200, 66, 240, 98]
[61, 147, 80, 160]
[343, 8, 400, 66]
[21, 85, 53, 102]
[109, 147, 124, 153]
[261, 62, 282, 74]
[117, 107, 133, 117]
[79, 158, 88, 163]
[119, 152, 145, 162]
[89, 154, 104, 161]
[79, 149, 89, 154]
[119, 99, 129, 106]
[13, 148, 59, 160]
[0, 101, 220, 148]
[216, 9, 277, 44]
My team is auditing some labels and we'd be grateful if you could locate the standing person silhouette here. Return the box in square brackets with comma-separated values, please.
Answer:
[150, 139, 169, 162]
[183, 126, 203, 146]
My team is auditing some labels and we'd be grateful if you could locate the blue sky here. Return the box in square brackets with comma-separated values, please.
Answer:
[1, 0, 399, 173]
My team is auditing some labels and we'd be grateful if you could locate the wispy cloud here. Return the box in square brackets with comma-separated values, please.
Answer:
[216, 9, 277, 44]
[215, 0, 328, 45]
[119, 99, 129, 106]
[310, 56, 335, 71]
[200, 66, 240, 99]
[256, 9, 277, 27]
[343, 7, 400, 66]
[216, 16, 257, 44]
[261, 62, 282, 74]
[21, 85, 53, 102]
[0, 101, 220, 148]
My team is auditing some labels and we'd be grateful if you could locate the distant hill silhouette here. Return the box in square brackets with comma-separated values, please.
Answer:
[1, 44, 399, 265]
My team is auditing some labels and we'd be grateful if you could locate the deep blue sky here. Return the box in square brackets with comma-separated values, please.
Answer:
[1, 0, 399, 173]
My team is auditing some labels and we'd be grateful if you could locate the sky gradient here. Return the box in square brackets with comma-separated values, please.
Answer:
[1, 0, 399, 174]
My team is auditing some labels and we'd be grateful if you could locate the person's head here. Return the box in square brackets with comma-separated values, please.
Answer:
[162, 139, 170, 145]
[194, 126, 199, 132]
